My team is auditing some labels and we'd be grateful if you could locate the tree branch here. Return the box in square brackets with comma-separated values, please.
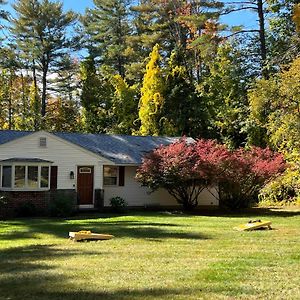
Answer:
[224, 1, 257, 4]
[221, 6, 258, 15]
[206, 186, 219, 200]
[225, 29, 260, 38]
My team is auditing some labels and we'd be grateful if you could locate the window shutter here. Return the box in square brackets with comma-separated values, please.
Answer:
[119, 166, 125, 186]
[50, 166, 58, 190]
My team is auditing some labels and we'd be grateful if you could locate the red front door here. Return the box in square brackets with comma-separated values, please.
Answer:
[77, 166, 94, 205]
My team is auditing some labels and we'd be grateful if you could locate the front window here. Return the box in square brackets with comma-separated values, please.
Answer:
[15, 166, 25, 188]
[41, 166, 50, 188]
[2, 166, 12, 188]
[104, 166, 118, 186]
[28, 166, 38, 188]
[0, 165, 50, 190]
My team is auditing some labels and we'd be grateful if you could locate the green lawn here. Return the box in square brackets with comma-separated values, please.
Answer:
[0, 209, 299, 300]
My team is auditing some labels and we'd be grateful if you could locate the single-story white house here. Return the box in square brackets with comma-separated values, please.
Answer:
[0, 130, 218, 215]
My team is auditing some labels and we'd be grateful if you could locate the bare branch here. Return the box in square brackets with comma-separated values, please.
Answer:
[224, 1, 257, 4]
[220, 6, 258, 15]
[225, 29, 260, 38]
[206, 187, 219, 200]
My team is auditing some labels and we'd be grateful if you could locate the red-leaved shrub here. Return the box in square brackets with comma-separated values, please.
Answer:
[136, 138, 229, 210]
[136, 139, 286, 210]
[219, 147, 286, 209]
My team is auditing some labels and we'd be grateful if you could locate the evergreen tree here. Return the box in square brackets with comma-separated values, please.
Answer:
[49, 54, 80, 102]
[83, 0, 132, 78]
[80, 56, 114, 133]
[10, 0, 77, 121]
[162, 50, 208, 137]
[223, 0, 269, 78]
[110, 75, 139, 134]
[28, 82, 42, 130]
[138, 44, 165, 136]
[131, 0, 224, 83]
[0, 0, 8, 35]
[199, 43, 249, 147]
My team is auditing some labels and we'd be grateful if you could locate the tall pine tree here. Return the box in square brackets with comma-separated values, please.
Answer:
[83, 0, 132, 78]
[80, 56, 114, 133]
[10, 0, 77, 122]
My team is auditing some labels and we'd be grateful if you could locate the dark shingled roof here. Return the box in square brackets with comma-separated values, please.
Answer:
[0, 158, 53, 163]
[0, 130, 33, 145]
[54, 132, 182, 164]
[0, 130, 190, 165]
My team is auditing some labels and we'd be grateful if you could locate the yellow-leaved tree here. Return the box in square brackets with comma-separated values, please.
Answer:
[293, 4, 300, 32]
[110, 74, 138, 135]
[249, 57, 300, 205]
[138, 44, 165, 136]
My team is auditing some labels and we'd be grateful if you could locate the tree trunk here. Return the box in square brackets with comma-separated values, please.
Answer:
[41, 67, 47, 118]
[257, 0, 268, 78]
[8, 72, 13, 130]
[20, 71, 26, 128]
[182, 199, 197, 211]
[32, 61, 39, 131]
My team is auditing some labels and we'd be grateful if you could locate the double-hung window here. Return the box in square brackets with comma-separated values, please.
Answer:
[103, 166, 118, 186]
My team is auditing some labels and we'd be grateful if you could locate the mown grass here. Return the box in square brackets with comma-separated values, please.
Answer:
[0, 209, 299, 300]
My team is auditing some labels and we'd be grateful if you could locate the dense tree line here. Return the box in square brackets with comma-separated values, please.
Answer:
[0, 1, 299, 143]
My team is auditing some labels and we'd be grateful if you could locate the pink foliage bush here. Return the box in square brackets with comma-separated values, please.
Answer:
[219, 147, 286, 209]
[136, 139, 286, 210]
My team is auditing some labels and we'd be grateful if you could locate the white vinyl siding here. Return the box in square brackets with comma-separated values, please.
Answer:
[0, 132, 106, 190]
[103, 166, 219, 207]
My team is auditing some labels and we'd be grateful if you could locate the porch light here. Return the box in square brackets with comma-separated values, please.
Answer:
[70, 171, 74, 180]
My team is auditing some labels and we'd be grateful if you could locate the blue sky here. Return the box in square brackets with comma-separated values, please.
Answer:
[5, 0, 94, 14]
[60, 0, 95, 13]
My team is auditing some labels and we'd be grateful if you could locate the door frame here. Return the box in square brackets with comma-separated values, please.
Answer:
[77, 165, 94, 209]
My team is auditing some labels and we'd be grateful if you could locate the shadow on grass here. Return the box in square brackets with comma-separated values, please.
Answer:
[0, 278, 259, 300]
[0, 244, 102, 273]
[0, 219, 210, 241]
[188, 207, 300, 218]
[0, 243, 107, 300]
[0, 286, 248, 300]
[0, 246, 258, 300]
[72, 207, 300, 219]
[0, 244, 258, 300]
[26, 285, 258, 300]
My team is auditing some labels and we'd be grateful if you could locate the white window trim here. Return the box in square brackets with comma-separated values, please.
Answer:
[103, 165, 119, 186]
[39, 137, 47, 147]
[0, 163, 51, 191]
